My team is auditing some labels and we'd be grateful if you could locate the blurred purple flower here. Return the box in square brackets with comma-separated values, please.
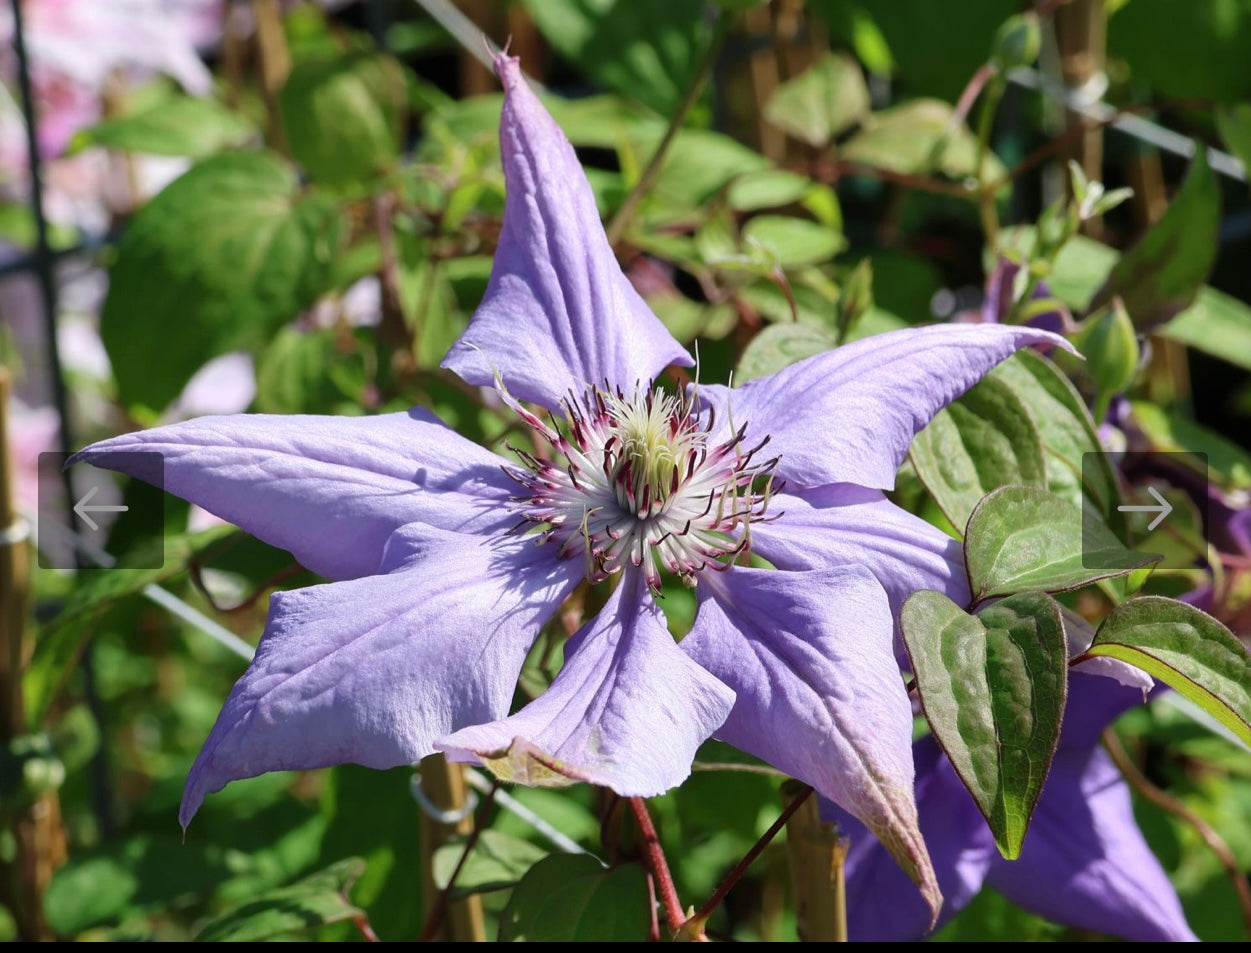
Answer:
[78, 54, 1068, 913]
[824, 662, 1196, 941]
[959, 257, 1073, 336]
[6, 394, 58, 513]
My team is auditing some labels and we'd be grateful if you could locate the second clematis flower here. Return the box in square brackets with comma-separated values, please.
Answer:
[78, 53, 1071, 915]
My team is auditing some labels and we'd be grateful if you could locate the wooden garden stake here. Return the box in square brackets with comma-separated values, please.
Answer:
[0, 367, 66, 940]
[781, 778, 849, 942]
[417, 753, 486, 941]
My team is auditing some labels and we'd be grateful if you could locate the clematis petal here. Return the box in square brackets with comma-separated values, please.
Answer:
[441, 53, 690, 410]
[751, 484, 969, 612]
[823, 737, 997, 941]
[179, 526, 580, 827]
[682, 565, 942, 920]
[696, 324, 1072, 490]
[74, 408, 515, 580]
[438, 572, 734, 797]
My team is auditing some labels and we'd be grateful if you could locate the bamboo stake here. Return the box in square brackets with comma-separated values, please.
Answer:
[417, 754, 486, 941]
[1055, 0, 1107, 237]
[253, 0, 291, 153]
[1, 368, 66, 940]
[781, 779, 848, 942]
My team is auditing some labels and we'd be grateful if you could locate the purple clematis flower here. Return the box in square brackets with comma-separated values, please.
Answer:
[824, 662, 1197, 941]
[78, 54, 1070, 914]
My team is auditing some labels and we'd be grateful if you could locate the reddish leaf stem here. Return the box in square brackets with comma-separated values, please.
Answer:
[627, 796, 685, 935]
[686, 784, 814, 936]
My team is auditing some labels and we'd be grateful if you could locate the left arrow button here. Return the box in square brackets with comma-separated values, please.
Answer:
[73, 485, 129, 532]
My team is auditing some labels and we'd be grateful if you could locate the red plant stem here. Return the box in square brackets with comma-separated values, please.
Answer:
[644, 871, 662, 942]
[689, 784, 814, 930]
[952, 62, 998, 130]
[352, 914, 380, 943]
[627, 797, 685, 935]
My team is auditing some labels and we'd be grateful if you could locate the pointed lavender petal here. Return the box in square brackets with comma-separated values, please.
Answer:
[74, 408, 515, 580]
[179, 527, 580, 827]
[824, 738, 997, 941]
[752, 485, 969, 613]
[682, 565, 941, 920]
[696, 324, 1073, 490]
[986, 745, 1196, 941]
[439, 572, 734, 797]
[441, 54, 690, 410]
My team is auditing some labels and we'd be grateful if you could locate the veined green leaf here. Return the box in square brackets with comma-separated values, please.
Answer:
[910, 374, 1047, 532]
[964, 486, 1156, 602]
[1085, 597, 1251, 748]
[901, 590, 1067, 859]
[194, 858, 367, 942]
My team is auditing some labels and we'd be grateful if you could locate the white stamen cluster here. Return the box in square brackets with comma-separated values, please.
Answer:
[505, 385, 778, 589]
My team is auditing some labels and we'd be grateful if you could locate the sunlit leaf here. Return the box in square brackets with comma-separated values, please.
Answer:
[1090, 150, 1220, 330]
[910, 375, 1047, 531]
[101, 152, 342, 411]
[964, 486, 1155, 602]
[736, 322, 838, 382]
[73, 96, 256, 157]
[1086, 598, 1251, 748]
[279, 52, 407, 188]
[902, 590, 1067, 859]
[763, 51, 869, 147]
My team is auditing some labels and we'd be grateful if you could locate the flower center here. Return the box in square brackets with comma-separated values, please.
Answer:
[505, 385, 778, 589]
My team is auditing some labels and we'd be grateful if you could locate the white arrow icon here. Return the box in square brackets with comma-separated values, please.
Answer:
[73, 485, 129, 532]
[1117, 485, 1173, 532]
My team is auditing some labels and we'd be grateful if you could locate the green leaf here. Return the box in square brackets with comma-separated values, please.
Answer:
[910, 375, 1047, 532]
[901, 590, 1067, 859]
[1158, 288, 1251, 373]
[101, 151, 341, 412]
[964, 486, 1156, 602]
[637, 126, 769, 207]
[279, 52, 407, 187]
[727, 169, 814, 211]
[736, 322, 838, 382]
[1086, 598, 1251, 748]
[432, 831, 548, 899]
[841, 99, 1004, 179]
[72, 96, 256, 157]
[26, 526, 235, 726]
[519, 0, 709, 116]
[1089, 149, 1220, 330]
[1129, 400, 1251, 490]
[647, 294, 737, 342]
[44, 834, 234, 934]
[1002, 227, 1251, 373]
[987, 350, 1122, 530]
[498, 855, 649, 942]
[741, 215, 846, 268]
[763, 51, 870, 147]
[255, 326, 365, 415]
[1216, 104, 1251, 187]
[316, 766, 423, 941]
[194, 858, 367, 942]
